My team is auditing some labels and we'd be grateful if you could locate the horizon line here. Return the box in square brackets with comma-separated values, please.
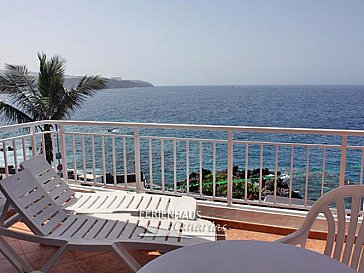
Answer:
[153, 83, 364, 87]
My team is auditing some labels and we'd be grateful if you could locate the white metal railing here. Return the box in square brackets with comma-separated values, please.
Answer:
[0, 120, 364, 210]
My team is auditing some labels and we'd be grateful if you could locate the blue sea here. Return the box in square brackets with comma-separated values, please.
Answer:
[1, 85, 364, 200]
[74, 85, 364, 130]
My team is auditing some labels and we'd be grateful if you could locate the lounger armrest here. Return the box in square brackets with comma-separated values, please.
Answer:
[0, 227, 67, 246]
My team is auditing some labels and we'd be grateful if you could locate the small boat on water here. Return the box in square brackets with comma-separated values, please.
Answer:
[107, 128, 118, 133]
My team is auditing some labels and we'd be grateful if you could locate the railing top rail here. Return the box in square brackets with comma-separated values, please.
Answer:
[0, 121, 44, 133]
[1, 120, 364, 136]
[48, 120, 364, 136]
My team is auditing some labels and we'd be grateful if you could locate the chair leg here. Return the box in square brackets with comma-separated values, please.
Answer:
[41, 244, 68, 273]
[112, 243, 141, 272]
[0, 236, 33, 273]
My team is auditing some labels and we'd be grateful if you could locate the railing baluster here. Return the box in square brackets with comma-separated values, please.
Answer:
[81, 135, 86, 183]
[212, 142, 216, 198]
[30, 125, 36, 157]
[59, 125, 67, 179]
[321, 147, 327, 196]
[12, 139, 18, 174]
[259, 144, 263, 202]
[149, 138, 153, 190]
[227, 130, 233, 206]
[101, 136, 106, 185]
[41, 133, 46, 159]
[245, 144, 249, 201]
[2, 141, 8, 177]
[186, 141, 190, 194]
[134, 128, 141, 193]
[22, 137, 27, 161]
[274, 145, 278, 204]
[289, 145, 294, 206]
[305, 146, 310, 207]
[174, 140, 177, 193]
[360, 147, 364, 185]
[161, 139, 165, 192]
[339, 135, 347, 187]
[199, 141, 203, 196]
[112, 136, 117, 186]
[123, 137, 128, 187]
[51, 132, 56, 169]
[72, 135, 77, 181]
[91, 135, 96, 185]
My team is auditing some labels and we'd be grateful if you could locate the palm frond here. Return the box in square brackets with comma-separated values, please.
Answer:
[0, 64, 37, 94]
[37, 53, 66, 98]
[52, 75, 106, 119]
[0, 101, 33, 124]
[0, 65, 42, 118]
[75, 75, 106, 100]
[36, 53, 69, 119]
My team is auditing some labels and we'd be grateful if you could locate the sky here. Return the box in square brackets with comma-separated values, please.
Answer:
[0, 0, 363, 86]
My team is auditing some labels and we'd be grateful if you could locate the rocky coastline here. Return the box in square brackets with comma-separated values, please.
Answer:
[175, 166, 302, 201]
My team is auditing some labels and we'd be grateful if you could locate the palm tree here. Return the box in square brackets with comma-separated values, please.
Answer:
[0, 53, 106, 163]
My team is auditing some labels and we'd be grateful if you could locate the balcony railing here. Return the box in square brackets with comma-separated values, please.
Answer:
[0, 120, 364, 210]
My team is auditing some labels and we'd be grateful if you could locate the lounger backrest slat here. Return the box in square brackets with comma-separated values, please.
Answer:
[48, 181, 74, 206]
[0, 170, 68, 236]
[20, 155, 75, 206]
[36, 168, 58, 185]
[17, 187, 45, 208]
[11, 177, 40, 199]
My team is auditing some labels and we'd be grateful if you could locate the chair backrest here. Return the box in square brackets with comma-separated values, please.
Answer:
[0, 169, 68, 236]
[20, 155, 75, 206]
[298, 185, 364, 272]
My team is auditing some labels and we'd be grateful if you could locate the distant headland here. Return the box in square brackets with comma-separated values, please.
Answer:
[0, 69, 153, 89]
[64, 76, 154, 89]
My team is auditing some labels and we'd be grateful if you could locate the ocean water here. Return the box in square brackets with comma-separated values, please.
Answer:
[73, 85, 364, 130]
[1, 85, 364, 200]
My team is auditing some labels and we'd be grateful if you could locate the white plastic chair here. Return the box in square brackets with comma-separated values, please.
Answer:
[21, 155, 197, 218]
[0, 170, 215, 273]
[276, 185, 364, 272]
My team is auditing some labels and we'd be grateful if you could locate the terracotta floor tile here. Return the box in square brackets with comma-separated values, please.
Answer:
[306, 238, 326, 254]
[52, 261, 82, 273]
[1, 222, 328, 273]
[76, 257, 125, 273]
[24, 245, 58, 270]
[225, 228, 283, 241]
[58, 250, 108, 265]
[10, 222, 33, 234]
[18, 240, 42, 255]
[0, 239, 24, 257]
[0, 255, 28, 273]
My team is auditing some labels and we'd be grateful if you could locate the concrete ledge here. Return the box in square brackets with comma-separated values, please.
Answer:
[204, 216, 328, 240]
[199, 204, 329, 240]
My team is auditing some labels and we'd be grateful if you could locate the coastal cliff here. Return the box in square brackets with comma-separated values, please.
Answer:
[64, 77, 154, 89]
[0, 69, 153, 89]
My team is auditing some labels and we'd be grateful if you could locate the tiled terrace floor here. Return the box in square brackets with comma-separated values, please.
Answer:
[0, 220, 326, 273]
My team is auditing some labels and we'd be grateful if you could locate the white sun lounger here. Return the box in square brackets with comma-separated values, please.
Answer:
[0, 170, 215, 273]
[21, 155, 197, 218]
